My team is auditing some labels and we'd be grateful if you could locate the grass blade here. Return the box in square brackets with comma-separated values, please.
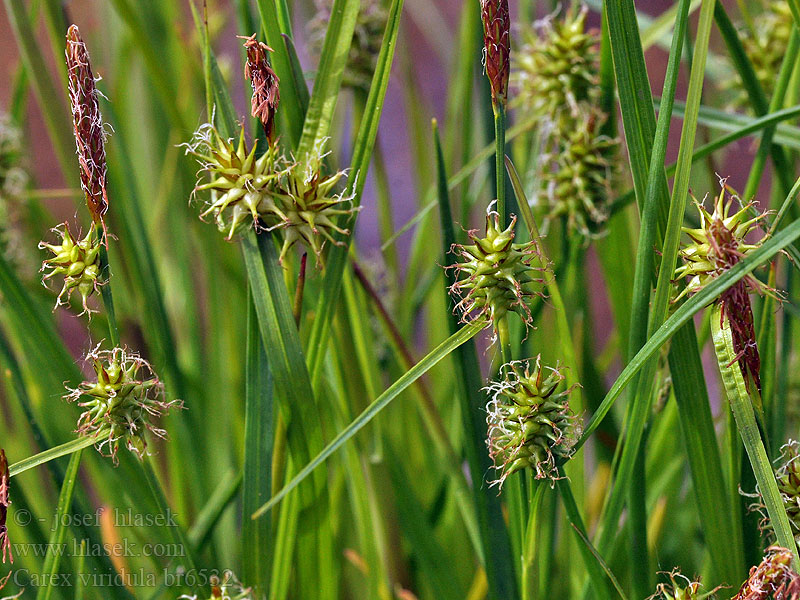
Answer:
[252, 321, 484, 517]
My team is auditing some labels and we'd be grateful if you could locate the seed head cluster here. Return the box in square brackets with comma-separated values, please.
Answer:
[674, 181, 773, 391]
[650, 571, 704, 600]
[39, 222, 102, 316]
[448, 205, 548, 343]
[188, 126, 355, 265]
[66, 25, 109, 225]
[752, 440, 800, 550]
[308, 0, 387, 91]
[512, 6, 617, 238]
[730, 1, 794, 110]
[485, 356, 578, 487]
[65, 345, 183, 463]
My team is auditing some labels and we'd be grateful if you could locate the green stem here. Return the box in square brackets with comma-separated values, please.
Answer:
[9, 436, 97, 477]
[521, 482, 546, 600]
[710, 303, 798, 567]
[97, 229, 120, 347]
[494, 102, 507, 225]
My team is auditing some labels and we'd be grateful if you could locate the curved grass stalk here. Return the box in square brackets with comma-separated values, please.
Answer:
[710, 303, 798, 567]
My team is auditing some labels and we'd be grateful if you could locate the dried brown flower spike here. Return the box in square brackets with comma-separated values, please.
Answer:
[480, 0, 510, 106]
[0, 449, 11, 566]
[241, 34, 280, 142]
[66, 25, 109, 227]
[734, 547, 800, 600]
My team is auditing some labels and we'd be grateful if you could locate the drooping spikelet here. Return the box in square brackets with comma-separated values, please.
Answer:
[538, 108, 615, 237]
[269, 139, 356, 265]
[480, 0, 511, 105]
[674, 180, 774, 390]
[447, 204, 548, 343]
[65, 345, 183, 463]
[0, 449, 11, 566]
[733, 546, 800, 600]
[39, 222, 102, 315]
[308, 0, 388, 91]
[513, 6, 600, 132]
[186, 123, 284, 239]
[729, 1, 794, 110]
[241, 34, 280, 141]
[66, 25, 109, 225]
[485, 356, 578, 487]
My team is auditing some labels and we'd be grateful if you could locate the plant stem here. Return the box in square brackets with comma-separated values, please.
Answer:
[710, 302, 798, 568]
[494, 102, 507, 225]
[97, 228, 120, 347]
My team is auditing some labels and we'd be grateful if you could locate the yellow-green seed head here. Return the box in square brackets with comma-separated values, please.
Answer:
[268, 139, 356, 265]
[65, 345, 183, 463]
[674, 181, 770, 304]
[651, 572, 707, 600]
[539, 108, 616, 238]
[308, 0, 387, 91]
[448, 205, 548, 342]
[512, 5, 600, 133]
[729, 1, 793, 110]
[39, 221, 102, 316]
[186, 123, 285, 240]
[485, 356, 578, 487]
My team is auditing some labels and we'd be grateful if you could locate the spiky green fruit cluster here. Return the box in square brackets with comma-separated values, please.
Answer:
[652, 572, 705, 600]
[39, 222, 102, 315]
[539, 109, 615, 236]
[187, 125, 354, 264]
[759, 440, 800, 549]
[513, 6, 600, 132]
[485, 356, 578, 487]
[309, 0, 387, 91]
[187, 124, 284, 240]
[65, 345, 183, 463]
[730, 1, 793, 110]
[188, 126, 354, 265]
[270, 139, 356, 264]
[674, 182, 770, 304]
[448, 207, 547, 343]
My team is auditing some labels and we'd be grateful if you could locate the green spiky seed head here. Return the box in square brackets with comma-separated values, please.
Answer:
[539, 108, 616, 238]
[513, 5, 600, 132]
[65, 345, 183, 463]
[186, 123, 284, 240]
[309, 0, 387, 91]
[485, 356, 578, 487]
[651, 572, 706, 600]
[39, 221, 102, 316]
[674, 181, 770, 304]
[269, 139, 356, 265]
[729, 1, 793, 110]
[448, 205, 547, 343]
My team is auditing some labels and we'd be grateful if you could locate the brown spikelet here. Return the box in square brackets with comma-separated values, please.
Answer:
[480, 0, 510, 105]
[241, 33, 280, 142]
[66, 25, 109, 225]
[734, 546, 800, 600]
[0, 449, 11, 566]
